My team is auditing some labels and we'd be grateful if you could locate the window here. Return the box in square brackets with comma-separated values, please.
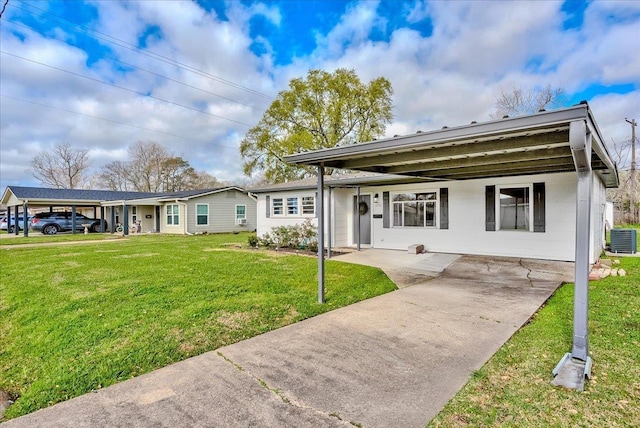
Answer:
[486, 183, 544, 233]
[132, 206, 137, 223]
[499, 187, 530, 231]
[196, 204, 208, 225]
[166, 204, 179, 225]
[270, 195, 315, 216]
[236, 205, 246, 220]
[287, 197, 298, 215]
[272, 198, 284, 215]
[302, 196, 315, 215]
[392, 192, 437, 227]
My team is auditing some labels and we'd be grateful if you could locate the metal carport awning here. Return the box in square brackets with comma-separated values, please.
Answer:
[285, 103, 619, 391]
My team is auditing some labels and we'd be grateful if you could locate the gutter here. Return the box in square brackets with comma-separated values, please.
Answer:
[176, 200, 192, 235]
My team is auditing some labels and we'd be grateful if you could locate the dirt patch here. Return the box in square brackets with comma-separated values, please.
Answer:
[0, 389, 14, 419]
[114, 253, 159, 259]
[216, 311, 253, 329]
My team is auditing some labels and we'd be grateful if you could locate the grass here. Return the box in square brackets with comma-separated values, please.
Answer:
[0, 232, 396, 420]
[0, 232, 121, 245]
[429, 255, 640, 426]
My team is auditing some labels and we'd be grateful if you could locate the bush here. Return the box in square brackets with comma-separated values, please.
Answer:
[247, 234, 259, 247]
[259, 219, 318, 250]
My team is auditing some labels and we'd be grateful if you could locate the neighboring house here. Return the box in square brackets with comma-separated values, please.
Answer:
[0, 186, 256, 235]
[252, 104, 619, 264]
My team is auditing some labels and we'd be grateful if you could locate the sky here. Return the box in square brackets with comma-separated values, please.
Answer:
[1, 0, 639, 190]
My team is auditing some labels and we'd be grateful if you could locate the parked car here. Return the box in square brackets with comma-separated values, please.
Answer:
[0, 216, 31, 233]
[29, 212, 108, 235]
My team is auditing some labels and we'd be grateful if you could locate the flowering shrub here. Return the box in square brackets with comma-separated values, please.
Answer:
[258, 219, 318, 251]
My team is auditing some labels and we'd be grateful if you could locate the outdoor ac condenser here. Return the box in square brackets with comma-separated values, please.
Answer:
[610, 229, 637, 254]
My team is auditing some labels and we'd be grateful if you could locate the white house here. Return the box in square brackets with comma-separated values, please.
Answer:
[252, 104, 618, 265]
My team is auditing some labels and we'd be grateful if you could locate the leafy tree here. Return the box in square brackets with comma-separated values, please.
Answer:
[491, 85, 566, 119]
[29, 142, 92, 189]
[240, 68, 393, 183]
[161, 157, 195, 192]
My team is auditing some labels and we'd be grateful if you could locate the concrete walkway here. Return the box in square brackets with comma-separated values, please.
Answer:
[2, 251, 573, 428]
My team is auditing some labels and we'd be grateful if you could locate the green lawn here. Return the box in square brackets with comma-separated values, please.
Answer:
[0, 233, 396, 420]
[429, 256, 640, 427]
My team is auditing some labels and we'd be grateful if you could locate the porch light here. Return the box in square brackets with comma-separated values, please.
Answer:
[374, 193, 379, 203]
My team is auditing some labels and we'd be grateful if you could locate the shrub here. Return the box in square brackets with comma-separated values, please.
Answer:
[247, 234, 259, 247]
[259, 219, 318, 250]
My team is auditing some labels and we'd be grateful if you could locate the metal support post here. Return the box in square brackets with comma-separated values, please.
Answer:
[23, 202, 28, 237]
[356, 187, 361, 251]
[71, 206, 77, 234]
[327, 187, 332, 259]
[123, 204, 129, 236]
[317, 166, 325, 304]
[552, 120, 593, 391]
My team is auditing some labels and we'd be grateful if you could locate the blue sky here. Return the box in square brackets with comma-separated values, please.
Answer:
[1, 0, 639, 189]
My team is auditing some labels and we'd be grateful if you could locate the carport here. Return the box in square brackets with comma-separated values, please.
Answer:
[0, 187, 160, 236]
[285, 103, 619, 390]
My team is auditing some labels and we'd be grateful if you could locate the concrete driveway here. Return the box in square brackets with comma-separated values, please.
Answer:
[2, 251, 573, 428]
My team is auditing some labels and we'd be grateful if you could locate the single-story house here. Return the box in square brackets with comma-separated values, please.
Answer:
[252, 103, 618, 265]
[273, 102, 618, 378]
[0, 186, 256, 236]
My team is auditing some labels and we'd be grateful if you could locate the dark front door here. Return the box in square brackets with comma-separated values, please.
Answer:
[353, 195, 371, 245]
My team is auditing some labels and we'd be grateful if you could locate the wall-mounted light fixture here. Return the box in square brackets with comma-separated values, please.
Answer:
[374, 193, 379, 203]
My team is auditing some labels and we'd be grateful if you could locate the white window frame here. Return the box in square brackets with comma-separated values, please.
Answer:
[496, 184, 534, 232]
[196, 203, 209, 226]
[272, 195, 315, 217]
[391, 192, 438, 228]
[287, 197, 299, 215]
[131, 206, 137, 223]
[166, 204, 180, 226]
[235, 204, 246, 220]
[272, 198, 284, 216]
[302, 196, 315, 215]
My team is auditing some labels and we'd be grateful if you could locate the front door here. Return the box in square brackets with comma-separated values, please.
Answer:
[353, 195, 371, 245]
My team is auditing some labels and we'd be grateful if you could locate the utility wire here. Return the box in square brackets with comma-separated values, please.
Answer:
[10, 0, 275, 100]
[4, 20, 268, 113]
[2, 50, 255, 127]
[0, 0, 9, 19]
[0, 94, 240, 150]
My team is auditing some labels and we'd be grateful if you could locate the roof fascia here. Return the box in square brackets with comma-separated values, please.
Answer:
[285, 105, 589, 165]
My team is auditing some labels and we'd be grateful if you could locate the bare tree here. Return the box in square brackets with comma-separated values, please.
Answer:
[29, 142, 92, 189]
[98, 141, 222, 192]
[127, 141, 169, 192]
[188, 171, 222, 189]
[98, 161, 132, 191]
[607, 137, 639, 224]
[491, 85, 566, 119]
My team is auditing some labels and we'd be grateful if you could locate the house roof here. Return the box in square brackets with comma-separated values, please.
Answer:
[249, 172, 435, 193]
[1, 186, 247, 207]
[284, 103, 619, 188]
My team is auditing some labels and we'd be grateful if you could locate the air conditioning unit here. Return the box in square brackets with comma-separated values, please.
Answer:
[237, 218, 247, 226]
[610, 229, 637, 254]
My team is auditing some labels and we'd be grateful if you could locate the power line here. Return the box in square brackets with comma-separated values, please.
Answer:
[3, 19, 269, 113]
[10, 0, 275, 100]
[0, 94, 240, 151]
[1, 50, 255, 127]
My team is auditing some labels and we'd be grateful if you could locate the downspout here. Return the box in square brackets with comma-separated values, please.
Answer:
[177, 200, 192, 235]
[552, 119, 593, 390]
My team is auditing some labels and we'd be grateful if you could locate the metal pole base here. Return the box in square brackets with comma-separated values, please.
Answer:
[551, 353, 593, 392]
